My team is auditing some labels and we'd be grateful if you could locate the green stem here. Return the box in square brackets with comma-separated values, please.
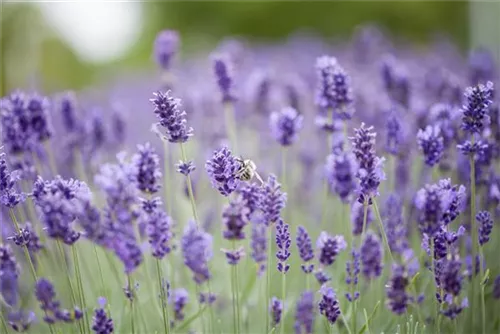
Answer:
[235, 252, 241, 334]
[469, 134, 478, 330]
[156, 259, 170, 334]
[372, 198, 395, 263]
[163, 142, 172, 214]
[72, 245, 89, 333]
[281, 147, 288, 223]
[206, 279, 216, 334]
[231, 262, 238, 334]
[180, 143, 199, 224]
[430, 240, 439, 332]
[479, 247, 486, 334]
[0, 309, 9, 334]
[8, 209, 38, 282]
[128, 275, 136, 334]
[224, 102, 238, 153]
[92, 245, 106, 297]
[265, 227, 272, 333]
[280, 273, 286, 334]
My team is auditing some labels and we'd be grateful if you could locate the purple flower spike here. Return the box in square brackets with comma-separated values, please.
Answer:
[181, 221, 212, 284]
[385, 112, 402, 155]
[1, 150, 25, 208]
[477, 211, 493, 246]
[269, 106, 304, 146]
[92, 297, 113, 334]
[0, 244, 19, 307]
[315, 270, 331, 285]
[176, 160, 195, 176]
[172, 288, 189, 321]
[384, 195, 408, 253]
[36, 278, 81, 324]
[316, 232, 346, 267]
[296, 226, 314, 274]
[154, 30, 179, 71]
[417, 125, 444, 167]
[8, 222, 43, 253]
[270, 297, 283, 326]
[493, 275, 500, 299]
[415, 183, 446, 236]
[351, 201, 373, 236]
[325, 149, 358, 204]
[221, 246, 245, 265]
[222, 196, 249, 240]
[461, 81, 494, 134]
[318, 286, 341, 324]
[150, 91, 193, 143]
[7, 310, 35, 332]
[261, 174, 287, 225]
[275, 219, 291, 273]
[345, 248, 360, 302]
[386, 264, 410, 315]
[213, 54, 236, 103]
[250, 220, 267, 276]
[351, 123, 385, 204]
[360, 232, 383, 279]
[59, 91, 79, 133]
[205, 146, 241, 196]
[145, 206, 173, 259]
[294, 291, 315, 334]
[133, 142, 161, 194]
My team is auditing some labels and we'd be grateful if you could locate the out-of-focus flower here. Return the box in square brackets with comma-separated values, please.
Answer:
[0, 244, 19, 307]
[133, 142, 161, 194]
[176, 160, 195, 176]
[92, 297, 114, 334]
[351, 201, 373, 236]
[316, 232, 346, 267]
[270, 297, 283, 327]
[261, 174, 287, 225]
[213, 54, 236, 103]
[222, 196, 249, 240]
[345, 248, 360, 302]
[154, 30, 179, 71]
[294, 291, 314, 334]
[386, 264, 410, 315]
[318, 286, 341, 324]
[360, 232, 383, 279]
[325, 149, 358, 203]
[181, 221, 212, 284]
[296, 226, 314, 274]
[477, 211, 493, 246]
[269, 107, 304, 146]
[172, 288, 189, 321]
[417, 125, 444, 167]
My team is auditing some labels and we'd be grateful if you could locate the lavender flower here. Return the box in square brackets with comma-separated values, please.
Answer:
[415, 183, 446, 236]
[384, 195, 408, 253]
[380, 55, 410, 107]
[32, 176, 91, 245]
[111, 107, 126, 146]
[205, 146, 241, 196]
[315, 270, 331, 285]
[361, 232, 383, 279]
[318, 286, 341, 324]
[275, 219, 291, 273]
[221, 246, 245, 265]
[150, 91, 193, 143]
[457, 140, 488, 158]
[154, 30, 179, 71]
[181, 221, 212, 284]
[222, 196, 249, 240]
[345, 248, 360, 302]
[26, 93, 52, 143]
[269, 107, 304, 146]
[59, 92, 79, 133]
[325, 149, 358, 203]
[261, 174, 287, 225]
[294, 291, 314, 334]
[316, 232, 346, 267]
[8, 222, 43, 253]
[35, 278, 82, 324]
[176, 160, 195, 176]
[296, 226, 314, 273]
[7, 310, 35, 332]
[92, 297, 113, 334]
[238, 182, 263, 218]
[493, 275, 500, 299]
[417, 125, 444, 167]
[0, 244, 19, 307]
[133, 143, 161, 193]
[351, 201, 373, 236]
[1, 92, 31, 154]
[250, 220, 267, 275]
[199, 292, 216, 305]
[213, 54, 236, 103]
[461, 81, 494, 134]
[270, 297, 283, 326]
[438, 253, 468, 319]
[438, 179, 467, 226]
[1, 150, 24, 208]
[145, 207, 173, 259]
[477, 211, 493, 246]
[351, 123, 385, 204]
[385, 112, 402, 155]
[86, 109, 107, 154]
[172, 288, 189, 321]
[386, 264, 410, 315]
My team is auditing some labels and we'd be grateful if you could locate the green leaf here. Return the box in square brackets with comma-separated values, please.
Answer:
[175, 306, 207, 332]
[358, 301, 380, 334]
[481, 268, 490, 286]
[363, 309, 370, 334]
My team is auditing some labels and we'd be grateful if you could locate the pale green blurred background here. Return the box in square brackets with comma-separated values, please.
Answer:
[1, 1, 499, 95]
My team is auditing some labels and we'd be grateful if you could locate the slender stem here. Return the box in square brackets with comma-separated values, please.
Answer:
[479, 247, 486, 334]
[0, 307, 9, 334]
[265, 228, 272, 333]
[231, 262, 238, 334]
[206, 279, 216, 334]
[235, 254, 241, 334]
[72, 245, 89, 333]
[281, 147, 288, 223]
[8, 209, 37, 281]
[163, 142, 172, 214]
[430, 239, 439, 332]
[372, 198, 395, 263]
[224, 102, 238, 153]
[128, 275, 136, 334]
[280, 272, 286, 334]
[92, 245, 106, 297]
[469, 134, 478, 330]
[156, 259, 170, 334]
[180, 143, 199, 224]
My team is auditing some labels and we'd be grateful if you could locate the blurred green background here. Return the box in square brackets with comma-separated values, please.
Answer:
[0, 1, 474, 95]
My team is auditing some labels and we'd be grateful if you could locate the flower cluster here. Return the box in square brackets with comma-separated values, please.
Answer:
[150, 91, 193, 143]
[205, 146, 241, 196]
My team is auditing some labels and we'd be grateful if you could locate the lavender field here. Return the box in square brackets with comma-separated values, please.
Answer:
[1, 25, 499, 334]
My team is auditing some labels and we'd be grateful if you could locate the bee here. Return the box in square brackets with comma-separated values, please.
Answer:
[235, 156, 263, 184]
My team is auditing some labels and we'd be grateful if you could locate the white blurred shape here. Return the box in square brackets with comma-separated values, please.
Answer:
[38, 1, 143, 63]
